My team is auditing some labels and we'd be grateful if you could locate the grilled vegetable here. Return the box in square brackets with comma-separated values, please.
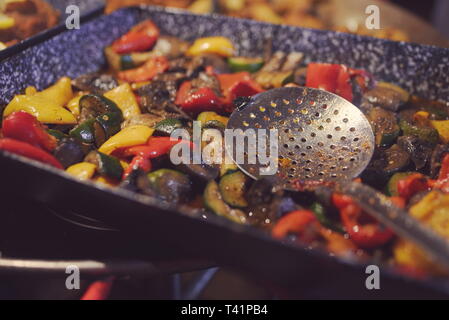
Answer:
[204, 180, 247, 224]
[177, 162, 219, 182]
[186, 37, 235, 57]
[332, 194, 394, 249]
[112, 20, 159, 54]
[310, 202, 344, 233]
[245, 177, 285, 227]
[362, 82, 409, 112]
[66, 162, 97, 181]
[54, 137, 90, 169]
[430, 120, 449, 144]
[118, 56, 169, 83]
[272, 210, 317, 240]
[85, 151, 123, 181]
[47, 129, 66, 142]
[0, 138, 63, 169]
[147, 169, 191, 204]
[197, 112, 229, 127]
[69, 118, 106, 147]
[98, 125, 154, 155]
[104, 83, 141, 121]
[79, 94, 122, 124]
[397, 135, 433, 170]
[72, 73, 118, 95]
[220, 162, 239, 177]
[387, 172, 415, 196]
[363, 144, 411, 187]
[368, 107, 400, 147]
[155, 118, 185, 136]
[2, 111, 57, 152]
[228, 57, 264, 73]
[219, 171, 248, 208]
[399, 119, 439, 145]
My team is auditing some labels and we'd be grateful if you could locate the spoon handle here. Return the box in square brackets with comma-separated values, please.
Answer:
[341, 182, 449, 270]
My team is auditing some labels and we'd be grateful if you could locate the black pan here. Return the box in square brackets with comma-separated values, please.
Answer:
[1, 6, 449, 299]
[0, 0, 105, 61]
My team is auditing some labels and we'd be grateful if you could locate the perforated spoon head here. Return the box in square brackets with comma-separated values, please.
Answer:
[226, 87, 375, 190]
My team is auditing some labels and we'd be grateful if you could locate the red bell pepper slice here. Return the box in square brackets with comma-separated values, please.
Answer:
[0, 138, 63, 169]
[397, 173, 431, 200]
[81, 277, 115, 301]
[217, 72, 263, 111]
[332, 194, 394, 249]
[122, 155, 152, 180]
[175, 81, 224, 114]
[120, 137, 194, 159]
[112, 20, 159, 54]
[118, 56, 169, 83]
[272, 210, 317, 240]
[2, 111, 57, 152]
[306, 63, 354, 102]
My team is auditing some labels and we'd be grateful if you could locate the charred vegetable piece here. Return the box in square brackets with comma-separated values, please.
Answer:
[387, 172, 415, 197]
[410, 96, 449, 120]
[155, 118, 185, 136]
[194, 54, 231, 74]
[85, 151, 123, 181]
[399, 119, 439, 145]
[72, 73, 118, 95]
[79, 94, 122, 123]
[95, 112, 123, 139]
[368, 107, 400, 147]
[363, 144, 410, 187]
[245, 177, 284, 227]
[69, 118, 106, 148]
[397, 135, 433, 170]
[310, 202, 344, 234]
[220, 162, 239, 177]
[147, 169, 192, 204]
[281, 52, 304, 72]
[177, 162, 219, 182]
[219, 171, 249, 208]
[204, 180, 247, 224]
[430, 144, 449, 178]
[54, 138, 90, 169]
[228, 57, 264, 73]
[362, 82, 409, 112]
[255, 71, 293, 89]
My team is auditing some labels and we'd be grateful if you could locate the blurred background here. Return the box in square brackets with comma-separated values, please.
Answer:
[105, 0, 449, 44]
[1, 0, 448, 49]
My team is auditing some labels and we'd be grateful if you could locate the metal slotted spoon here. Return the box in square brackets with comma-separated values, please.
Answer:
[226, 87, 449, 269]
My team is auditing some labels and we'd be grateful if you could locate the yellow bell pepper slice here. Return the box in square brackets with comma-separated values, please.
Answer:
[0, 14, 15, 30]
[99, 125, 154, 155]
[187, 37, 235, 57]
[430, 120, 449, 144]
[34, 77, 74, 107]
[188, 0, 213, 14]
[197, 111, 229, 127]
[104, 83, 141, 121]
[66, 162, 97, 181]
[95, 176, 119, 187]
[3, 95, 77, 124]
[66, 93, 85, 118]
